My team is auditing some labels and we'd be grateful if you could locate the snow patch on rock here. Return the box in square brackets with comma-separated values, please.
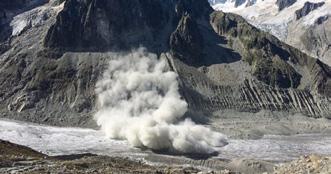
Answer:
[10, 0, 64, 36]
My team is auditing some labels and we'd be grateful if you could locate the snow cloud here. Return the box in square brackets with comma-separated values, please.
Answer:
[94, 48, 227, 155]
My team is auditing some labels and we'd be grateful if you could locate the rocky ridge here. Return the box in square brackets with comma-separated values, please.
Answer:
[211, 0, 331, 67]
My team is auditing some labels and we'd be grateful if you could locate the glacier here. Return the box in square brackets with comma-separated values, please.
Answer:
[1, 119, 331, 165]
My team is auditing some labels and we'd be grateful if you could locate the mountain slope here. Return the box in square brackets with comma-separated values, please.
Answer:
[210, 0, 331, 66]
[0, 0, 330, 132]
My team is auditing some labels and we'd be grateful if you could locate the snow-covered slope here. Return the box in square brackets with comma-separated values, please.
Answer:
[209, 0, 258, 8]
[210, 0, 331, 66]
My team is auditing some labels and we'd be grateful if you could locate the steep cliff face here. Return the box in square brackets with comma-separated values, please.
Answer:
[0, 0, 330, 127]
[44, 0, 212, 52]
[170, 14, 204, 66]
[45, 0, 168, 52]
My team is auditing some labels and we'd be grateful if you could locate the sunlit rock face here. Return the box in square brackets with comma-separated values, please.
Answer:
[210, 0, 331, 67]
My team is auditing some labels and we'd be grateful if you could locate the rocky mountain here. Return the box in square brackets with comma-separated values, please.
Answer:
[210, 0, 331, 67]
[0, 0, 330, 132]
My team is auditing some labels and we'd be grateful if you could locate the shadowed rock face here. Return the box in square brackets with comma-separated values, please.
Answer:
[315, 16, 329, 25]
[45, 0, 167, 51]
[0, 0, 27, 10]
[276, 0, 297, 11]
[0, 0, 330, 126]
[44, 0, 212, 52]
[295, 1, 325, 20]
[170, 14, 204, 66]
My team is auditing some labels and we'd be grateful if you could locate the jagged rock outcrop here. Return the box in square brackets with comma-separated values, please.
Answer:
[170, 14, 204, 66]
[315, 15, 329, 25]
[44, 0, 212, 52]
[276, 0, 297, 11]
[295, 1, 325, 20]
[45, 0, 168, 52]
[0, 0, 330, 127]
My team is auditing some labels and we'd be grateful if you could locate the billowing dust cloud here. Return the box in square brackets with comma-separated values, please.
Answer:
[94, 48, 227, 154]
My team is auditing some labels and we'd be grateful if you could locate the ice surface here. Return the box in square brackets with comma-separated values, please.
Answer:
[0, 119, 136, 157]
[219, 134, 331, 161]
[1, 119, 331, 164]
